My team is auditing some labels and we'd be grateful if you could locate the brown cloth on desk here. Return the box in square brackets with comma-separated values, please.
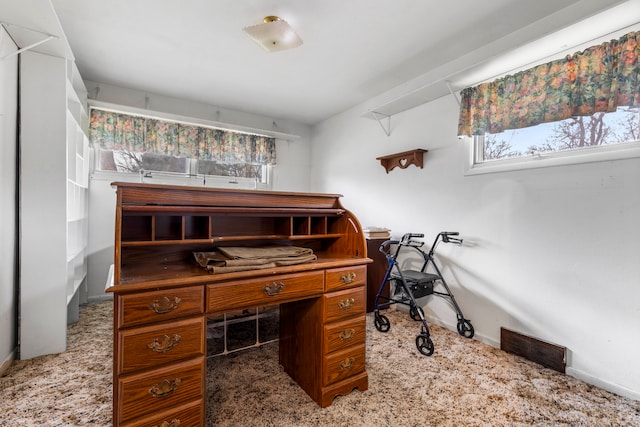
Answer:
[194, 246, 317, 274]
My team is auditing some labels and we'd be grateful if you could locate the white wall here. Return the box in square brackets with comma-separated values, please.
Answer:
[84, 81, 313, 301]
[310, 95, 640, 400]
[0, 27, 18, 372]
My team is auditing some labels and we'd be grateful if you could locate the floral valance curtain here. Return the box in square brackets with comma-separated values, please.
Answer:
[89, 109, 276, 165]
[457, 31, 640, 136]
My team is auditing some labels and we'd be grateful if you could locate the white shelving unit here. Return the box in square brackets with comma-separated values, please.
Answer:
[65, 62, 89, 319]
[19, 51, 90, 358]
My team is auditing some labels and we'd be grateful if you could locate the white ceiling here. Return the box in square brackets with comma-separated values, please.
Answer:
[4, 0, 635, 125]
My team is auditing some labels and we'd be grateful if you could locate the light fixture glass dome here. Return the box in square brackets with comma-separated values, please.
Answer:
[243, 16, 303, 52]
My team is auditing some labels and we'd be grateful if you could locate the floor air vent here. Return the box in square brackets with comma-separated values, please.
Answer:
[500, 327, 566, 373]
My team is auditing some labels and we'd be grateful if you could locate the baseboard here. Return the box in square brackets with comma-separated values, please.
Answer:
[87, 294, 113, 305]
[566, 367, 640, 401]
[0, 350, 15, 377]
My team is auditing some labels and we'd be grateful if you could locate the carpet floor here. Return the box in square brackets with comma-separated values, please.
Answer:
[0, 302, 638, 426]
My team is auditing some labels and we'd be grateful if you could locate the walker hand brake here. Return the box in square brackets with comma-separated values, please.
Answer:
[441, 231, 462, 244]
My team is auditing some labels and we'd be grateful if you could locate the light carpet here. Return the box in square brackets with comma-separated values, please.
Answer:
[0, 302, 638, 426]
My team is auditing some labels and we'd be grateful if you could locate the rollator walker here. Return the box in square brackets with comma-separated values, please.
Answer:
[373, 232, 474, 356]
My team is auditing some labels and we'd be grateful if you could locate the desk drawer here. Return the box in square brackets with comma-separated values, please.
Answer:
[324, 316, 366, 354]
[118, 317, 205, 375]
[323, 344, 366, 386]
[122, 399, 203, 427]
[323, 286, 366, 323]
[325, 265, 366, 291]
[118, 357, 204, 424]
[207, 271, 324, 313]
[118, 286, 204, 328]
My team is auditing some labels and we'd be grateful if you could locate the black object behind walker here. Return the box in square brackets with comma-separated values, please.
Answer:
[373, 232, 474, 356]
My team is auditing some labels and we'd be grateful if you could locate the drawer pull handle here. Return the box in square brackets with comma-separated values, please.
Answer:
[339, 357, 355, 371]
[148, 334, 182, 353]
[155, 420, 180, 427]
[264, 282, 285, 296]
[338, 297, 355, 310]
[149, 378, 181, 398]
[340, 272, 356, 284]
[148, 296, 182, 314]
[339, 329, 355, 342]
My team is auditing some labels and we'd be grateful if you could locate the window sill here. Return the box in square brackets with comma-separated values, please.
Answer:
[91, 170, 135, 182]
[91, 170, 271, 190]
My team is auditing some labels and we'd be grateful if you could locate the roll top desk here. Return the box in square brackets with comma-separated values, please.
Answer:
[107, 182, 371, 426]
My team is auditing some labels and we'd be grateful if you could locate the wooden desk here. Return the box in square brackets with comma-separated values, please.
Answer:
[106, 182, 370, 426]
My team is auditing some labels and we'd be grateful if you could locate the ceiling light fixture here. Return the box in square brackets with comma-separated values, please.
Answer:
[243, 16, 303, 53]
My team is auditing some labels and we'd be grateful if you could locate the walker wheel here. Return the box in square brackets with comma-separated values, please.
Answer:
[457, 319, 475, 338]
[416, 334, 434, 356]
[409, 305, 424, 321]
[374, 313, 391, 332]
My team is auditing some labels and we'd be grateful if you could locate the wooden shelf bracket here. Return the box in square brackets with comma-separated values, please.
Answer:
[376, 149, 428, 173]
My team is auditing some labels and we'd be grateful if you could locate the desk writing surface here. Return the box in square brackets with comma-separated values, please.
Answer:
[109, 255, 370, 293]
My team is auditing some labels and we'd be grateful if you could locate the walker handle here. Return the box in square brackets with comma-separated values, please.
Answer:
[440, 231, 462, 244]
[401, 233, 424, 247]
[403, 233, 424, 240]
[379, 240, 399, 254]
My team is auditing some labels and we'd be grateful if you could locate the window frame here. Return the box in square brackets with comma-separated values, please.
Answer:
[87, 100, 295, 189]
[465, 134, 640, 175]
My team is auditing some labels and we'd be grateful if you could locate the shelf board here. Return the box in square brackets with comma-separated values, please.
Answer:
[362, 82, 450, 119]
[66, 277, 86, 305]
[121, 239, 215, 247]
[121, 205, 346, 216]
[289, 234, 342, 240]
[67, 177, 89, 189]
[120, 233, 343, 246]
[67, 247, 87, 264]
[376, 149, 428, 173]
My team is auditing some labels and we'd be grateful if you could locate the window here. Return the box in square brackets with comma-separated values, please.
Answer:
[98, 149, 190, 174]
[89, 107, 276, 187]
[470, 106, 640, 172]
[458, 30, 640, 174]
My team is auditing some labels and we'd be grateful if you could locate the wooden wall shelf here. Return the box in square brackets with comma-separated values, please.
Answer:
[376, 149, 427, 173]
